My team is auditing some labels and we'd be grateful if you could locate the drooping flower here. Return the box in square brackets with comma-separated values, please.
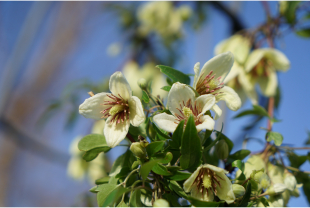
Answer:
[153, 82, 215, 133]
[183, 164, 236, 204]
[193, 52, 241, 119]
[79, 71, 145, 148]
[244, 48, 290, 97]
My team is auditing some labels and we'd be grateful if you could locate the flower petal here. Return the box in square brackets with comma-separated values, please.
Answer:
[211, 104, 222, 120]
[245, 49, 265, 72]
[237, 70, 258, 105]
[214, 172, 235, 204]
[257, 71, 278, 97]
[183, 166, 202, 192]
[104, 116, 130, 148]
[153, 113, 178, 133]
[167, 82, 195, 117]
[215, 86, 241, 111]
[79, 92, 112, 120]
[193, 62, 200, 89]
[199, 52, 234, 83]
[263, 48, 290, 71]
[202, 164, 229, 174]
[128, 96, 145, 126]
[109, 71, 132, 100]
[196, 115, 215, 132]
[196, 94, 216, 116]
[224, 62, 243, 84]
[191, 186, 214, 202]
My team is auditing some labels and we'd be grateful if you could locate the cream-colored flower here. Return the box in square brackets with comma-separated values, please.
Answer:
[153, 82, 215, 133]
[122, 61, 167, 99]
[79, 71, 145, 148]
[183, 164, 235, 204]
[193, 52, 242, 119]
[244, 48, 290, 97]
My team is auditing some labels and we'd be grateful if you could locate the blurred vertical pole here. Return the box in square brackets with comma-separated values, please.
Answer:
[0, 2, 51, 206]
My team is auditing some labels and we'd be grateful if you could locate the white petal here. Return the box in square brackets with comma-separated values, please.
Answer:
[167, 82, 195, 117]
[215, 86, 241, 111]
[104, 116, 130, 148]
[183, 166, 202, 192]
[195, 94, 216, 116]
[79, 92, 112, 120]
[198, 52, 234, 83]
[237, 71, 258, 105]
[245, 49, 265, 72]
[109, 71, 132, 100]
[224, 62, 243, 84]
[196, 115, 215, 132]
[211, 104, 222, 120]
[191, 186, 214, 202]
[202, 164, 229, 174]
[153, 113, 178, 133]
[257, 71, 278, 97]
[263, 48, 290, 71]
[128, 96, 145, 126]
[214, 172, 235, 204]
[193, 62, 200, 89]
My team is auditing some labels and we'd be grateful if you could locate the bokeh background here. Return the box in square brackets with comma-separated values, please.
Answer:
[0, 1, 309, 206]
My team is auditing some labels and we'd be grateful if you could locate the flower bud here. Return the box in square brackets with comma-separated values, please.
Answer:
[154, 199, 170, 207]
[215, 139, 229, 160]
[232, 184, 245, 198]
[138, 78, 148, 90]
[284, 172, 297, 191]
[130, 142, 147, 159]
[267, 183, 287, 195]
[259, 173, 271, 189]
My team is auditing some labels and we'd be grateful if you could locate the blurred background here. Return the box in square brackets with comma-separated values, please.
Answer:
[0, 1, 309, 206]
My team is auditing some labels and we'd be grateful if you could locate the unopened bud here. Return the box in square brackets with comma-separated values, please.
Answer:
[215, 140, 229, 160]
[154, 199, 170, 207]
[232, 184, 245, 198]
[284, 172, 297, 191]
[138, 78, 148, 90]
[130, 142, 146, 159]
[267, 183, 287, 195]
[253, 171, 264, 182]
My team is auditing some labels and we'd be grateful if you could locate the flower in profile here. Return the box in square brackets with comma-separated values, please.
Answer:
[193, 52, 241, 119]
[79, 72, 145, 148]
[183, 164, 235, 204]
[153, 82, 215, 133]
[244, 48, 290, 97]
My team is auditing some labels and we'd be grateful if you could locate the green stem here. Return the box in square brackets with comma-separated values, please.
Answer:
[122, 168, 139, 187]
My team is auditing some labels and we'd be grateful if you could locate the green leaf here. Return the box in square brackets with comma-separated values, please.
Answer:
[146, 141, 165, 157]
[232, 160, 245, 172]
[95, 176, 110, 185]
[169, 180, 188, 199]
[96, 184, 118, 206]
[260, 197, 270, 207]
[161, 86, 172, 92]
[116, 166, 132, 179]
[117, 201, 128, 207]
[166, 171, 191, 181]
[201, 130, 212, 146]
[152, 122, 171, 140]
[142, 90, 149, 103]
[78, 134, 110, 152]
[140, 159, 160, 181]
[102, 186, 129, 207]
[284, 1, 300, 24]
[171, 120, 184, 148]
[82, 147, 108, 162]
[152, 163, 172, 176]
[187, 85, 200, 97]
[130, 189, 143, 207]
[163, 193, 181, 207]
[266, 131, 283, 146]
[234, 105, 269, 118]
[215, 131, 233, 153]
[110, 150, 135, 176]
[227, 150, 251, 164]
[288, 152, 308, 168]
[157, 65, 190, 85]
[296, 28, 310, 38]
[180, 115, 202, 170]
[187, 196, 220, 207]
[152, 152, 173, 164]
[166, 77, 175, 86]
[239, 183, 251, 207]
[89, 186, 99, 193]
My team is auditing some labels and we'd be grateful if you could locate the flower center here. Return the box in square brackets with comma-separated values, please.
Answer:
[174, 99, 202, 126]
[251, 58, 272, 78]
[109, 105, 126, 116]
[182, 106, 193, 118]
[195, 71, 224, 96]
[202, 174, 212, 189]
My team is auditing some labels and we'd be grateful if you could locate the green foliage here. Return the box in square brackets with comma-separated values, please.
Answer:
[161, 86, 172, 92]
[227, 149, 251, 164]
[146, 141, 165, 157]
[187, 196, 221, 207]
[142, 90, 150, 103]
[234, 105, 280, 122]
[296, 28, 310, 38]
[156, 65, 191, 85]
[283, 1, 300, 24]
[97, 184, 129, 207]
[266, 131, 283, 146]
[152, 122, 171, 140]
[239, 183, 252, 207]
[140, 159, 161, 181]
[180, 115, 202, 170]
[169, 180, 188, 199]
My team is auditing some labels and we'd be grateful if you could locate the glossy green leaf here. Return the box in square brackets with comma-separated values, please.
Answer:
[146, 141, 165, 157]
[117, 201, 128, 207]
[187, 196, 220, 207]
[95, 176, 110, 185]
[152, 152, 173, 164]
[169, 180, 188, 199]
[266, 131, 283, 146]
[130, 189, 143, 207]
[96, 184, 118, 206]
[140, 159, 160, 181]
[288, 152, 308, 168]
[180, 115, 202, 170]
[161, 86, 172, 92]
[157, 65, 190, 85]
[110, 150, 135, 176]
[89, 186, 99, 193]
[232, 160, 245, 172]
[284, 1, 300, 24]
[166, 171, 191, 181]
[215, 131, 233, 153]
[171, 120, 184, 148]
[166, 77, 175, 86]
[102, 186, 129, 207]
[163, 193, 181, 207]
[142, 90, 150, 103]
[227, 149, 251, 164]
[82, 147, 108, 162]
[78, 134, 110, 152]
[152, 163, 172, 176]
[260, 197, 270, 207]
[296, 28, 310, 38]
[239, 183, 251, 207]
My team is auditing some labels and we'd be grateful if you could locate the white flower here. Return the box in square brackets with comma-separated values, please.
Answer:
[244, 48, 290, 97]
[153, 82, 215, 133]
[79, 71, 145, 148]
[183, 164, 236, 204]
[193, 52, 242, 119]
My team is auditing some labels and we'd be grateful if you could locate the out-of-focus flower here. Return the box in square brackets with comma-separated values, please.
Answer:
[193, 52, 241, 120]
[183, 164, 235, 204]
[153, 82, 215, 133]
[244, 48, 290, 97]
[232, 184, 245, 198]
[106, 42, 122, 57]
[236, 155, 266, 180]
[79, 71, 145, 148]
[154, 199, 170, 207]
[137, 2, 192, 39]
[122, 61, 168, 99]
